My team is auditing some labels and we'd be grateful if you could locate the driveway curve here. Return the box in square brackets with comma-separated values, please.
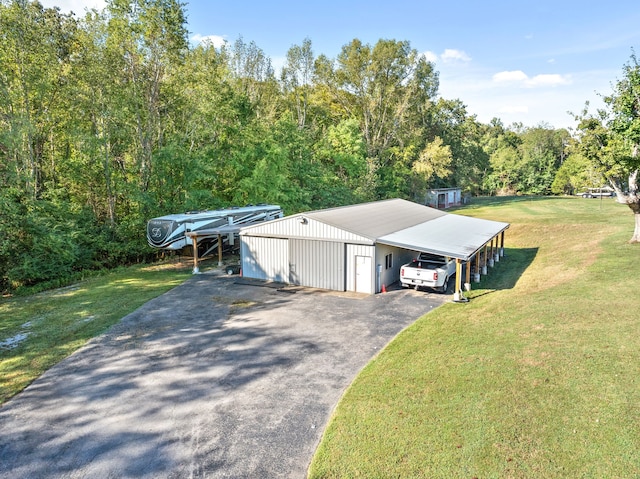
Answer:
[0, 272, 447, 478]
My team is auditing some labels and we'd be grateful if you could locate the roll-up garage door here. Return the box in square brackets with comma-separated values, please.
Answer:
[289, 239, 345, 291]
[241, 236, 289, 282]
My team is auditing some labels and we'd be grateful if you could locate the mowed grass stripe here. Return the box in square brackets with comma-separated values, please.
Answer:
[309, 197, 640, 479]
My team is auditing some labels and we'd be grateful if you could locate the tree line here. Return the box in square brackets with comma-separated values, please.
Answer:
[1, 0, 637, 293]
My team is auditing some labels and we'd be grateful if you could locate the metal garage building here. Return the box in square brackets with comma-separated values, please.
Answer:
[239, 199, 509, 296]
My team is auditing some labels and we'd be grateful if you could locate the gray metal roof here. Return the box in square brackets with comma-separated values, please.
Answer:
[305, 198, 447, 240]
[243, 198, 509, 261]
[306, 198, 509, 261]
[378, 213, 509, 261]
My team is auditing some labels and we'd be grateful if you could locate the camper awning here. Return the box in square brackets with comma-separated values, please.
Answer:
[377, 214, 509, 261]
[185, 225, 242, 240]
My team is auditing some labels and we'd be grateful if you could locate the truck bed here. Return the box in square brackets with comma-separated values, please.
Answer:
[400, 254, 456, 293]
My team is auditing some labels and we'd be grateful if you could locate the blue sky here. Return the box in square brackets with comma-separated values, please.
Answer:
[42, 0, 640, 131]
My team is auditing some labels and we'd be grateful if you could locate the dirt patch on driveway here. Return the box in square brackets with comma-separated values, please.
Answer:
[0, 272, 446, 478]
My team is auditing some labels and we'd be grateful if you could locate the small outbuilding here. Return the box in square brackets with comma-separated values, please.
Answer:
[426, 187, 463, 209]
[239, 199, 509, 296]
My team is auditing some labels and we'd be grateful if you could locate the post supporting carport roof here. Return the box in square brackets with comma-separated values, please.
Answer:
[453, 259, 469, 303]
[191, 236, 200, 274]
[452, 228, 507, 302]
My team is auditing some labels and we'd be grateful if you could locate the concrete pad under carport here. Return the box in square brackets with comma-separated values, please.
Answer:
[0, 273, 448, 478]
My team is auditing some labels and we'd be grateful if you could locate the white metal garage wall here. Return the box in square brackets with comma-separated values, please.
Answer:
[240, 236, 289, 282]
[375, 244, 415, 292]
[289, 239, 345, 290]
[346, 244, 375, 294]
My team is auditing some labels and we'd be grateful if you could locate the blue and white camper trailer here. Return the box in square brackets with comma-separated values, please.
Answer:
[147, 204, 283, 258]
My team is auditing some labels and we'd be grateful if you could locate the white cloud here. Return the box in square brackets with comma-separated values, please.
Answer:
[191, 34, 227, 48]
[422, 49, 471, 64]
[441, 49, 471, 63]
[492, 70, 572, 88]
[526, 74, 572, 87]
[423, 51, 439, 63]
[38, 0, 105, 13]
[493, 70, 528, 83]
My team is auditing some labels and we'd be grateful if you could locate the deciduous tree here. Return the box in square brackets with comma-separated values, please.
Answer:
[281, 38, 314, 128]
[603, 52, 640, 242]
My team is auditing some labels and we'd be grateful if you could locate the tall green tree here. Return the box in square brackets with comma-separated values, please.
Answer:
[551, 151, 597, 195]
[604, 53, 640, 242]
[0, 0, 77, 198]
[412, 136, 452, 193]
[314, 38, 440, 198]
[313, 117, 369, 204]
[519, 126, 569, 195]
[226, 36, 279, 121]
[431, 99, 489, 194]
[65, 9, 123, 227]
[316, 39, 438, 158]
[485, 145, 522, 195]
[105, 0, 188, 194]
[281, 38, 314, 129]
[576, 52, 640, 243]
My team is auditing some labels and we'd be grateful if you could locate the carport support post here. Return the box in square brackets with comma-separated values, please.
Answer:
[454, 259, 463, 301]
[465, 259, 471, 290]
[500, 231, 505, 257]
[192, 236, 200, 274]
[217, 234, 223, 266]
[488, 238, 495, 268]
[482, 244, 488, 275]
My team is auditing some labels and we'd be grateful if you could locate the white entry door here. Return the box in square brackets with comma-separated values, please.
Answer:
[355, 255, 373, 294]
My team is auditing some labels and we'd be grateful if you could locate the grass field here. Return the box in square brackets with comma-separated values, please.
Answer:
[0, 261, 192, 404]
[308, 197, 640, 479]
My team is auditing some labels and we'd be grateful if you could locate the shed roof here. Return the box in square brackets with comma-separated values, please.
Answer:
[428, 187, 461, 192]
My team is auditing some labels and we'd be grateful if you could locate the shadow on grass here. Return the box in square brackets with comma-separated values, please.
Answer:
[471, 247, 538, 297]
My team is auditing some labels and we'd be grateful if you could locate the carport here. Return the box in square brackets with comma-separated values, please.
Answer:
[378, 213, 509, 301]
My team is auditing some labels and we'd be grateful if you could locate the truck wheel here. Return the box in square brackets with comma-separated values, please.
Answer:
[439, 276, 449, 293]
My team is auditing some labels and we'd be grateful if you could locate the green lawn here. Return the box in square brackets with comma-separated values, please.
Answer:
[309, 197, 640, 479]
[0, 261, 192, 404]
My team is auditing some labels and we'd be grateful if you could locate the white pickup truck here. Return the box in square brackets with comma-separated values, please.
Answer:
[400, 253, 456, 293]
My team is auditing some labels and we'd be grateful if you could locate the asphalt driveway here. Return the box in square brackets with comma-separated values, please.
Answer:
[0, 272, 447, 478]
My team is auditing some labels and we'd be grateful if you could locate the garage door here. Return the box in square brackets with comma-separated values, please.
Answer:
[241, 236, 289, 282]
[289, 239, 345, 290]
